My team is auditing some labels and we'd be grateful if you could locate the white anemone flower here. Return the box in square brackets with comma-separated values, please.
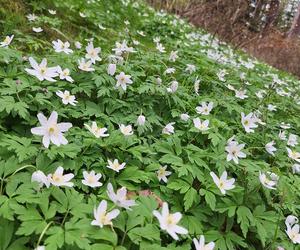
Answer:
[106, 159, 126, 172]
[193, 118, 209, 131]
[169, 51, 178, 62]
[98, 24, 106, 30]
[156, 43, 165, 53]
[162, 122, 175, 135]
[0, 35, 14, 47]
[75, 41, 82, 49]
[259, 171, 279, 190]
[241, 112, 258, 133]
[84, 122, 109, 138]
[194, 78, 200, 95]
[25, 57, 58, 82]
[287, 148, 300, 162]
[52, 39, 73, 54]
[235, 89, 248, 99]
[157, 165, 171, 183]
[153, 202, 188, 240]
[280, 122, 291, 129]
[91, 200, 120, 228]
[285, 215, 299, 228]
[210, 171, 235, 195]
[167, 81, 178, 93]
[57, 67, 74, 83]
[292, 164, 300, 174]
[286, 224, 300, 244]
[48, 166, 74, 187]
[78, 58, 94, 71]
[180, 113, 190, 121]
[185, 64, 196, 74]
[48, 9, 56, 15]
[32, 27, 43, 33]
[34, 246, 45, 250]
[27, 14, 38, 22]
[107, 183, 136, 210]
[287, 134, 298, 147]
[112, 40, 134, 55]
[31, 170, 50, 188]
[82, 171, 102, 188]
[79, 12, 86, 18]
[115, 72, 133, 91]
[164, 67, 175, 74]
[267, 104, 277, 111]
[265, 141, 277, 156]
[119, 124, 133, 136]
[278, 130, 287, 140]
[31, 111, 72, 148]
[85, 42, 101, 64]
[196, 102, 213, 115]
[56, 90, 77, 106]
[225, 139, 246, 164]
[193, 235, 215, 250]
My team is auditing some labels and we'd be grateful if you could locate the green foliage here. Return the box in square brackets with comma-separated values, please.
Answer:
[0, 0, 299, 250]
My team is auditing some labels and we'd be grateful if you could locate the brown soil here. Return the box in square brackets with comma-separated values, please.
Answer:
[149, 0, 300, 78]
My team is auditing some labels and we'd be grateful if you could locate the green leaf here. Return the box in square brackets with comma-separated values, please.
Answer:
[0, 135, 38, 162]
[183, 188, 198, 211]
[128, 224, 160, 243]
[204, 191, 216, 210]
[160, 154, 183, 167]
[117, 167, 148, 185]
[167, 179, 190, 193]
[45, 226, 64, 250]
[91, 244, 113, 250]
[0, 217, 14, 250]
[236, 206, 253, 238]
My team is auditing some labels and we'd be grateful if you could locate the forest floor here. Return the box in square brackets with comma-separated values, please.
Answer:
[150, 0, 300, 78]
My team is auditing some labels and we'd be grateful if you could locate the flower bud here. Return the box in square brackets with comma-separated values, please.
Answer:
[107, 63, 116, 76]
[137, 115, 146, 126]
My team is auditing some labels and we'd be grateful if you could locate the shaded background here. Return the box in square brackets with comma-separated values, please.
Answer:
[148, 0, 300, 77]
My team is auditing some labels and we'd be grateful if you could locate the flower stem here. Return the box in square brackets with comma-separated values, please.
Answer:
[36, 221, 53, 247]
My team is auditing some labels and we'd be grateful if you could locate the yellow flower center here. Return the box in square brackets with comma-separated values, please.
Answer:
[113, 163, 120, 170]
[48, 124, 58, 135]
[52, 174, 62, 183]
[88, 176, 95, 184]
[40, 67, 46, 74]
[123, 127, 130, 134]
[166, 215, 175, 226]
[99, 213, 108, 224]
[4, 37, 10, 43]
[158, 169, 165, 176]
[291, 233, 296, 240]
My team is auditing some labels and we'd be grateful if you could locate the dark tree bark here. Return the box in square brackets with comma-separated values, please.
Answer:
[287, 3, 300, 38]
[264, 0, 280, 31]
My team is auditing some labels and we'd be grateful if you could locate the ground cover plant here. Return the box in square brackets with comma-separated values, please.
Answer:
[0, 0, 300, 249]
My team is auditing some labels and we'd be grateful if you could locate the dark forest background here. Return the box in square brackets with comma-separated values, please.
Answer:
[149, 0, 300, 77]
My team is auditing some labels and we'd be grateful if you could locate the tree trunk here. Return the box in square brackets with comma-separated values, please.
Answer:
[287, 3, 300, 38]
[264, 0, 280, 31]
